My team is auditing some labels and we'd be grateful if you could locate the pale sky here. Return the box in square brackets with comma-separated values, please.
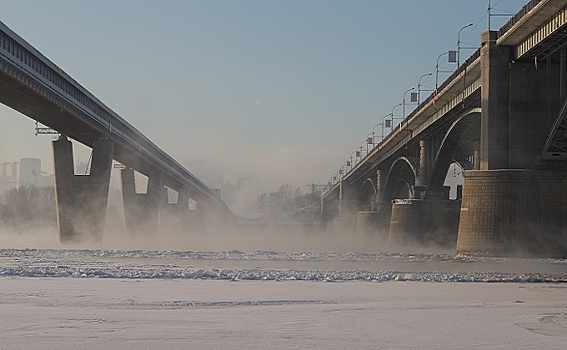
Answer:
[0, 0, 527, 191]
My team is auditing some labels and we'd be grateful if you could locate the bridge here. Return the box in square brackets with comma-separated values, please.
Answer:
[322, 0, 567, 257]
[0, 21, 232, 243]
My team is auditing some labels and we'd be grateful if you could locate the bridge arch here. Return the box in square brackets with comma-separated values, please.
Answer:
[426, 108, 481, 197]
[357, 178, 376, 211]
[382, 157, 417, 201]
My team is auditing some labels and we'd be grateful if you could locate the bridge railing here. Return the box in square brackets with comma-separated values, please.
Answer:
[498, 0, 544, 37]
[401, 49, 481, 129]
[325, 46, 482, 193]
[0, 21, 216, 201]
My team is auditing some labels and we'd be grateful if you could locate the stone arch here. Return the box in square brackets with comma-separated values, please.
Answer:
[382, 157, 417, 201]
[426, 108, 481, 197]
[357, 178, 376, 211]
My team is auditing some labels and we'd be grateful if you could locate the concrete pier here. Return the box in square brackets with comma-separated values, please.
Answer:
[389, 199, 461, 248]
[356, 209, 391, 238]
[456, 170, 567, 257]
[331, 180, 358, 233]
[52, 136, 114, 243]
[160, 188, 200, 233]
[120, 168, 165, 236]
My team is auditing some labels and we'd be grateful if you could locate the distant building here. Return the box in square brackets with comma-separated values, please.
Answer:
[18, 158, 42, 188]
[0, 158, 55, 195]
[0, 161, 18, 194]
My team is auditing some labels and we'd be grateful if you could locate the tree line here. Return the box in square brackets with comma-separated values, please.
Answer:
[256, 184, 320, 221]
[0, 185, 57, 230]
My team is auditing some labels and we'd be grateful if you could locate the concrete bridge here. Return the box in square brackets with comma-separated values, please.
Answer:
[322, 0, 567, 257]
[0, 21, 232, 243]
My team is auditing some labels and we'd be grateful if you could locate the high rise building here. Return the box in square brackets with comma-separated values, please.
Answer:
[0, 161, 18, 194]
[17, 158, 42, 188]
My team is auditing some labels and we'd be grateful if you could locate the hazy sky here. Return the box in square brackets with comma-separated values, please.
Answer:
[0, 0, 527, 190]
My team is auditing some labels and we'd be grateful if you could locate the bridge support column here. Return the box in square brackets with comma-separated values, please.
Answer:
[473, 141, 480, 170]
[456, 170, 567, 257]
[480, 31, 511, 169]
[480, 31, 561, 169]
[356, 210, 391, 237]
[193, 190, 221, 229]
[160, 187, 197, 233]
[120, 168, 164, 236]
[417, 140, 428, 186]
[53, 136, 114, 243]
[389, 193, 461, 248]
[333, 180, 357, 233]
[356, 169, 391, 237]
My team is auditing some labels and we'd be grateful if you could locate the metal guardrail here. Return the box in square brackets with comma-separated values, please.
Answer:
[498, 0, 545, 37]
[0, 20, 218, 202]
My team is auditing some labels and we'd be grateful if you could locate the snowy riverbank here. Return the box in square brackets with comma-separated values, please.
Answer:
[1, 248, 566, 349]
[1, 278, 566, 349]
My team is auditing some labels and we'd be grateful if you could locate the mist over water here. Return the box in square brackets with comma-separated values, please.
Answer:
[1, 219, 566, 283]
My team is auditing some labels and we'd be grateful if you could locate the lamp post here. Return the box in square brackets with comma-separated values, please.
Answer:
[366, 132, 375, 153]
[383, 113, 393, 128]
[378, 112, 394, 141]
[391, 103, 402, 127]
[348, 150, 358, 169]
[435, 50, 457, 91]
[457, 23, 473, 67]
[402, 87, 415, 121]
[372, 121, 388, 144]
[417, 72, 432, 105]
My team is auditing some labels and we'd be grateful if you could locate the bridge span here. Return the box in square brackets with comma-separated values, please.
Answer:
[322, 0, 567, 257]
[0, 21, 232, 242]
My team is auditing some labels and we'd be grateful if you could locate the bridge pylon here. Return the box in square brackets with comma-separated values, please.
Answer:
[456, 31, 567, 257]
[52, 136, 114, 243]
[120, 168, 165, 236]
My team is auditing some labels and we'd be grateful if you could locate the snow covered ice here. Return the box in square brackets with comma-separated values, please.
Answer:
[1, 248, 566, 349]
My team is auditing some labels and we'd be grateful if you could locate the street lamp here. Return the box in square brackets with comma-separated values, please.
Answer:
[402, 87, 415, 121]
[377, 112, 394, 142]
[355, 146, 362, 159]
[383, 113, 393, 129]
[457, 23, 474, 67]
[372, 122, 387, 145]
[359, 139, 369, 158]
[417, 72, 432, 104]
[435, 50, 457, 91]
[391, 103, 402, 127]
[366, 132, 375, 153]
[348, 150, 359, 169]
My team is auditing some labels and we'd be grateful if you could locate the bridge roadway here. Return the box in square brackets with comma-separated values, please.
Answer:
[0, 20, 232, 242]
[322, 0, 567, 257]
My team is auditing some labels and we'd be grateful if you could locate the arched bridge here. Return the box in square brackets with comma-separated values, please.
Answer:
[0, 21, 232, 242]
[322, 0, 567, 257]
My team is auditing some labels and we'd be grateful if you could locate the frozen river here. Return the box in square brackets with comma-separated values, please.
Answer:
[1, 247, 566, 349]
